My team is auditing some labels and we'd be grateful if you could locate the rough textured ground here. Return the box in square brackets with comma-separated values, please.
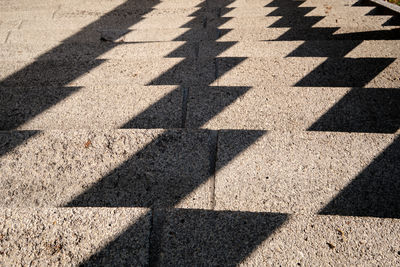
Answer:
[0, 0, 399, 265]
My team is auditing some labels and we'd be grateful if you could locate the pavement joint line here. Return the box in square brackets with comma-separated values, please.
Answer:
[148, 208, 165, 267]
[209, 130, 219, 210]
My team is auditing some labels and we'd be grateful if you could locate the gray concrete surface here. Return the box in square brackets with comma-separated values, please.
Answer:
[216, 57, 399, 88]
[0, 42, 196, 61]
[215, 131, 398, 215]
[0, 58, 215, 87]
[158, 210, 400, 266]
[0, 208, 150, 266]
[1, 57, 397, 89]
[0, 0, 399, 265]
[186, 85, 400, 131]
[5, 24, 399, 44]
[0, 130, 213, 209]
[0, 85, 183, 130]
[1, 40, 400, 61]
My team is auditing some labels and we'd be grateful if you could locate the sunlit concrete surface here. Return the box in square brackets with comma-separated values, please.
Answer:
[0, 0, 399, 265]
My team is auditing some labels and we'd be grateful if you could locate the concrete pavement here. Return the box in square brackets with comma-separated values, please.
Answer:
[0, 0, 399, 265]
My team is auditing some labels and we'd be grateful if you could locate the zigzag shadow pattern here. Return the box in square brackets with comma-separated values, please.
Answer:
[266, 0, 399, 218]
[0, 0, 162, 156]
[63, 0, 279, 265]
[0, 0, 277, 264]
[266, 0, 399, 133]
[308, 87, 400, 133]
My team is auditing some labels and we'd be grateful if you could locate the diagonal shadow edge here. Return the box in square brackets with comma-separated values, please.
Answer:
[80, 208, 288, 266]
[65, 129, 265, 208]
[308, 87, 400, 133]
[295, 58, 395, 87]
[319, 136, 400, 218]
[0, 0, 161, 156]
[68, 0, 274, 264]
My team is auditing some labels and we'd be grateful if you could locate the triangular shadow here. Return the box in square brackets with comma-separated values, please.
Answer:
[320, 136, 400, 218]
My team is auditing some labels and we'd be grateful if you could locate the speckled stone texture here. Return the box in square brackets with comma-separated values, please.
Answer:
[215, 130, 399, 217]
[156, 210, 400, 266]
[0, 85, 183, 130]
[0, 208, 150, 266]
[0, 129, 213, 209]
[0, 0, 399, 265]
[186, 86, 399, 131]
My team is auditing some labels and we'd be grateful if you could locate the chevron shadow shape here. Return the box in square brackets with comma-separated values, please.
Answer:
[287, 40, 363, 57]
[295, 58, 395, 87]
[308, 87, 400, 133]
[69, 130, 269, 265]
[81, 209, 288, 266]
[0, 85, 82, 130]
[67, 0, 283, 264]
[0, 0, 161, 157]
[269, 0, 400, 221]
[66, 129, 264, 208]
[319, 136, 400, 218]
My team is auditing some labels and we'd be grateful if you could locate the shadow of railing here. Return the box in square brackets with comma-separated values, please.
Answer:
[265, 0, 399, 218]
[320, 136, 400, 218]
[2, 0, 399, 264]
[0, 0, 161, 155]
[64, 0, 281, 264]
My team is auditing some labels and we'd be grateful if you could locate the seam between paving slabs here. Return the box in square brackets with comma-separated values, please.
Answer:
[149, 208, 166, 267]
[209, 130, 219, 210]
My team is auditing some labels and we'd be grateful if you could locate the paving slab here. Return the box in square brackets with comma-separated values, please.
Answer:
[0, 129, 213, 209]
[206, 0, 272, 8]
[55, 7, 203, 20]
[0, 85, 182, 130]
[0, 58, 215, 87]
[199, 40, 400, 58]
[187, 86, 400, 131]
[244, 214, 400, 266]
[215, 57, 400, 88]
[1, 56, 396, 89]
[5, 28, 222, 43]
[300, 0, 359, 6]
[209, 14, 395, 28]
[0, 0, 202, 13]
[7, 24, 399, 44]
[217, 26, 400, 41]
[3, 39, 399, 61]
[215, 131, 399, 216]
[0, 207, 150, 266]
[14, 13, 396, 31]
[0, 42, 196, 61]
[118, 28, 220, 42]
[157, 208, 400, 266]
